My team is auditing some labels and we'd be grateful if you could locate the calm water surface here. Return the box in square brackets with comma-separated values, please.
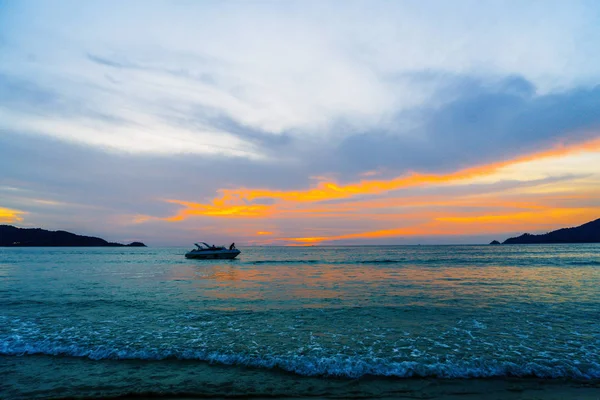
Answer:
[1, 245, 599, 398]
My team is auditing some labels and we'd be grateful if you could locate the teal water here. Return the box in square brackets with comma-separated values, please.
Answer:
[1, 245, 599, 399]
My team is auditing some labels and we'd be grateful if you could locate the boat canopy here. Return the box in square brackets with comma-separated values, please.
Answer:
[194, 242, 225, 250]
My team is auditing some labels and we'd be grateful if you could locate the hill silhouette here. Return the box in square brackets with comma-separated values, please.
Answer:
[0, 225, 146, 247]
[502, 218, 600, 244]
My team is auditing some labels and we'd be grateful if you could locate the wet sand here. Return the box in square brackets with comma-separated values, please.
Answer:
[100, 379, 600, 400]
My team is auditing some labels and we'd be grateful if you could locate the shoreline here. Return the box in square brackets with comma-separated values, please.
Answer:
[44, 379, 600, 400]
[3, 355, 600, 399]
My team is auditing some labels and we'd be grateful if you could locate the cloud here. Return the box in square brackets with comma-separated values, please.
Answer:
[3, 1, 600, 154]
[282, 206, 600, 245]
[149, 136, 600, 245]
[162, 136, 600, 217]
[0, 73, 128, 126]
[0, 131, 313, 243]
[2, 1, 600, 244]
[0, 207, 26, 223]
[334, 77, 600, 176]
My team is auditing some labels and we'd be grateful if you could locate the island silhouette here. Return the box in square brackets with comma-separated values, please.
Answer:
[491, 218, 600, 244]
[0, 225, 146, 247]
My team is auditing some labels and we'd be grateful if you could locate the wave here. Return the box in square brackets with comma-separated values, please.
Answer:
[250, 259, 405, 265]
[567, 260, 600, 266]
[2, 341, 599, 379]
[250, 260, 322, 265]
[246, 258, 600, 267]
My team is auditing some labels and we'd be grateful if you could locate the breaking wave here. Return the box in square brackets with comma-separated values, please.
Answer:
[2, 340, 599, 379]
[567, 260, 600, 266]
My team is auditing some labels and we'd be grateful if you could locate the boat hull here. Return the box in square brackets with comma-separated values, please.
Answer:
[185, 249, 240, 259]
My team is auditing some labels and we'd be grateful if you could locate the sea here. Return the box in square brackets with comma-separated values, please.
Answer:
[1, 245, 599, 399]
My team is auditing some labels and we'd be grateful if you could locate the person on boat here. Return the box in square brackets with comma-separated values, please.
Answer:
[229, 243, 236, 250]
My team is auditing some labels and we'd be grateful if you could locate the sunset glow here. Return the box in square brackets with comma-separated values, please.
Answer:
[0, 207, 26, 224]
[4, 5, 600, 400]
[151, 137, 600, 244]
[2, 1, 600, 245]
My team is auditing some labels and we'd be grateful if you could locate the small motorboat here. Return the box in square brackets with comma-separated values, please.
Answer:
[185, 242, 241, 259]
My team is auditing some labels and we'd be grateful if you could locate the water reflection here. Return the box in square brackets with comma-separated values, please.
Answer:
[0, 263, 16, 278]
[2, 245, 599, 385]
[165, 257, 600, 310]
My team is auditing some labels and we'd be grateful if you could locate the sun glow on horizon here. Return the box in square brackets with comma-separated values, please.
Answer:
[4, 1, 600, 246]
[132, 136, 600, 244]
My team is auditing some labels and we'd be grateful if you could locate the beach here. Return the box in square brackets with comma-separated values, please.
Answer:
[1, 245, 599, 399]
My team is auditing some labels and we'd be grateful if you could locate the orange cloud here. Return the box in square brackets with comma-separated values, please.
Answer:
[284, 207, 600, 244]
[164, 136, 600, 219]
[222, 136, 600, 204]
[164, 199, 272, 221]
[0, 206, 26, 223]
[155, 135, 600, 243]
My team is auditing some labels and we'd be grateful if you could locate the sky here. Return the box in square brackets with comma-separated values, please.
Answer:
[1, 0, 600, 246]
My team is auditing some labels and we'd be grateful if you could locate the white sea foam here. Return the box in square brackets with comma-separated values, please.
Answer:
[1, 339, 599, 379]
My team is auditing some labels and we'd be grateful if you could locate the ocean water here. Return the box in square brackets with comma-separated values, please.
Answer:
[1, 245, 599, 399]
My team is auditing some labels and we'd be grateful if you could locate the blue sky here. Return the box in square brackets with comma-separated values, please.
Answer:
[1, 0, 600, 245]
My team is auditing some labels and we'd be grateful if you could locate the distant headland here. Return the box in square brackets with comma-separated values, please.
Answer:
[490, 218, 600, 245]
[0, 225, 146, 247]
